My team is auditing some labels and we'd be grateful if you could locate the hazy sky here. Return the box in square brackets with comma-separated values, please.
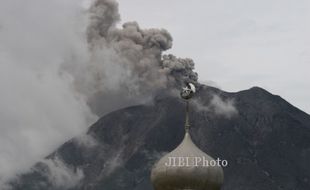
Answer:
[118, 0, 310, 114]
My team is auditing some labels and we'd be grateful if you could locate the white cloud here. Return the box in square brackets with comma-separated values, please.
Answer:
[192, 95, 238, 119]
[0, 0, 96, 186]
[40, 158, 84, 189]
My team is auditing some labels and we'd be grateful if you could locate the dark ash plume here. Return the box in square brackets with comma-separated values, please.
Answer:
[65, 0, 198, 116]
[0, 0, 199, 186]
[87, 0, 120, 44]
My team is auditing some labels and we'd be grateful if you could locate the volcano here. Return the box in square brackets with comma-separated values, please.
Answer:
[10, 86, 310, 190]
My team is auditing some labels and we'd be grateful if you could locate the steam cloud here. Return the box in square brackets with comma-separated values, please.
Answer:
[0, 0, 234, 188]
[0, 0, 97, 187]
[38, 158, 84, 189]
[193, 95, 238, 119]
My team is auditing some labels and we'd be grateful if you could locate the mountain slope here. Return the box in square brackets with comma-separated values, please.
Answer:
[10, 86, 310, 190]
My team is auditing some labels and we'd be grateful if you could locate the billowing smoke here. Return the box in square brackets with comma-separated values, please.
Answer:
[64, 0, 198, 115]
[0, 0, 230, 188]
[0, 0, 97, 187]
[0, 0, 197, 186]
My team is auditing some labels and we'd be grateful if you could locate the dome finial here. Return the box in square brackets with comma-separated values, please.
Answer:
[151, 82, 224, 190]
[180, 83, 196, 133]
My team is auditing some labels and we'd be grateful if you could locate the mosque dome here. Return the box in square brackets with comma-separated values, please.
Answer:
[150, 83, 224, 190]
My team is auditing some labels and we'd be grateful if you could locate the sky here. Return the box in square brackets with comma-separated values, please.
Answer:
[118, 0, 310, 114]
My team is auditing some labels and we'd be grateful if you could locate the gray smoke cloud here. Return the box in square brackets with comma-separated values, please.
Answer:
[0, 0, 96, 187]
[0, 0, 199, 187]
[64, 0, 198, 115]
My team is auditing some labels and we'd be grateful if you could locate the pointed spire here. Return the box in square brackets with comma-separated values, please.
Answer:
[151, 82, 224, 190]
[185, 100, 190, 133]
[180, 83, 196, 133]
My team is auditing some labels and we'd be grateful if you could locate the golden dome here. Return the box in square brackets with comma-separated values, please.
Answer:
[151, 131, 224, 190]
[150, 83, 224, 190]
